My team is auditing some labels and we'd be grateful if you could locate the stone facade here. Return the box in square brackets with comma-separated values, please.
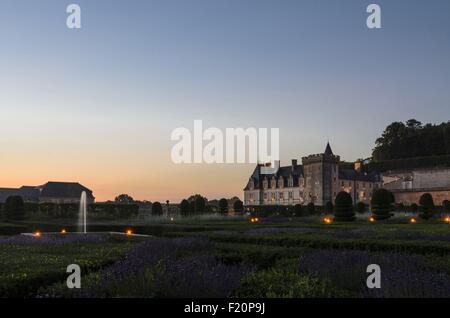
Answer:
[244, 143, 381, 206]
[383, 168, 450, 205]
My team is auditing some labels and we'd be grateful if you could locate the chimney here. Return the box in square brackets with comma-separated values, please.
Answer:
[354, 160, 362, 172]
[292, 159, 297, 171]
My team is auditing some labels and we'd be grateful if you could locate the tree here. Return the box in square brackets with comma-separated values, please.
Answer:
[356, 202, 366, 214]
[306, 202, 315, 215]
[372, 120, 450, 162]
[151, 201, 163, 216]
[324, 201, 333, 214]
[194, 196, 206, 214]
[294, 204, 303, 217]
[419, 193, 434, 220]
[218, 198, 229, 215]
[233, 199, 244, 214]
[189, 201, 196, 215]
[371, 188, 393, 220]
[114, 194, 134, 204]
[180, 199, 190, 216]
[334, 191, 355, 222]
[3, 196, 25, 221]
[188, 194, 207, 214]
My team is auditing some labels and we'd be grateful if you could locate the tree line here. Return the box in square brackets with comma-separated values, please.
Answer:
[372, 119, 450, 161]
[115, 193, 245, 217]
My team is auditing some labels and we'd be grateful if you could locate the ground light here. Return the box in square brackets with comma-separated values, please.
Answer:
[125, 229, 133, 236]
[443, 216, 450, 224]
[250, 217, 259, 223]
[322, 217, 332, 224]
[170, 217, 174, 222]
[60, 229, 67, 234]
[33, 231, 41, 237]
[369, 216, 376, 223]
[410, 217, 417, 224]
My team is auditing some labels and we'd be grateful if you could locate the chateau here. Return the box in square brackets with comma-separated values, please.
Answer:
[243, 143, 381, 206]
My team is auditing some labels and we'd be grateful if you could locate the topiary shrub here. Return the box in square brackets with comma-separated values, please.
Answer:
[388, 191, 396, 204]
[233, 199, 244, 214]
[3, 196, 25, 221]
[355, 202, 366, 214]
[218, 198, 229, 215]
[334, 191, 355, 222]
[442, 200, 450, 214]
[410, 203, 419, 213]
[324, 201, 333, 214]
[370, 188, 393, 220]
[306, 202, 315, 215]
[151, 201, 163, 216]
[419, 193, 434, 220]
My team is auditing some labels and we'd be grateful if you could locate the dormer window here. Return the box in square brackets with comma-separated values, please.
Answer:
[278, 178, 284, 188]
[249, 179, 254, 190]
[288, 176, 294, 187]
[263, 178, 268, 189]
[271, 177, 277, 189]
[299, 177, 305, 187]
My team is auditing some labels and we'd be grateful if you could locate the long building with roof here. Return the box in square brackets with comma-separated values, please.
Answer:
[0, 181, 95, 204]
[243, 143, 381, 206]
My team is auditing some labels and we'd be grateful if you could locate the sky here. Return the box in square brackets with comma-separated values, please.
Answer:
[0, 0, 449, 202]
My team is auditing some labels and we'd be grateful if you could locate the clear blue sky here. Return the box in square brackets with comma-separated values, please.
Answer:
[0, 0, 449, 201]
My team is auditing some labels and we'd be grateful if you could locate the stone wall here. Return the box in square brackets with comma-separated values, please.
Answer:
[393, 189, 450, 205]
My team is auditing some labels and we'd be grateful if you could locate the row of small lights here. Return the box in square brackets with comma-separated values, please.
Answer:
[322, 216, 450, 224]
[30, 215, 450, 237]
[33, 228, 135, 237]
[31, 217, 180, 237]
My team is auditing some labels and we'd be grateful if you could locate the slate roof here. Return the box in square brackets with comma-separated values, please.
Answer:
[244, 142, 379, 190]
[324, 142, 333, 156]
[244, 163, 304, 190]
[0, 182, 94, 203]
[338, 169, 379, 182]
[38, 182, 94, 199]
[0, 188, 21, 203]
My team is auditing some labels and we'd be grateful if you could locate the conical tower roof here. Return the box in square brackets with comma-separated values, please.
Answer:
[324, 142, 333, 156]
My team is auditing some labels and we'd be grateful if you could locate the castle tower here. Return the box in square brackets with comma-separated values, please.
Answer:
[301, 142, 340, 205]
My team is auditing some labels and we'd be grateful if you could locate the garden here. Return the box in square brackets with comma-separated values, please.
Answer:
[1, 190, 450, 298]
[1, 215, 450, 298]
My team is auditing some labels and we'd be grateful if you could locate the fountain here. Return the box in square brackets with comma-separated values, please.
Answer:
[21, 190, 152, 237]
[78, 191, 87, 234]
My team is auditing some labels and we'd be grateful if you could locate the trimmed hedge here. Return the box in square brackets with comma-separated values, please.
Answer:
[12, 202, 139, 219]
[205, 234, 450, 257]
[248, 204, 322, 217]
